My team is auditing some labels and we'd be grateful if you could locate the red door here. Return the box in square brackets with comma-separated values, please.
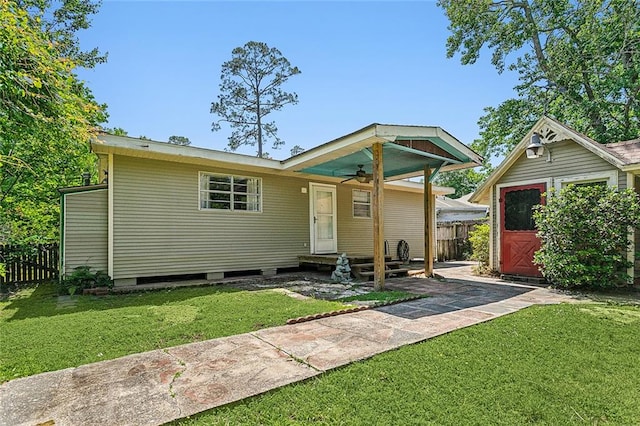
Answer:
[500, 183, 546, 277]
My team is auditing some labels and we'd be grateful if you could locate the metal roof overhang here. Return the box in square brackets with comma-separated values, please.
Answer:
[286, 124, 483, 181]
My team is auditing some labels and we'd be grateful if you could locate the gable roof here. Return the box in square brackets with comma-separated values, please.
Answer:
[286, 123, 483, 180]
[469, 116, 629, 203]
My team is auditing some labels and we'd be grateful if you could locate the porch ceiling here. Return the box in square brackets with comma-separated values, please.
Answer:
[289, 124, 482, 181]
[299, 138, 477, 181]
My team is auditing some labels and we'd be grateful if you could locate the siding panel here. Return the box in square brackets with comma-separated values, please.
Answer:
[501, 140, 617, 184]
[64, 189, 108, 275]
[111, 155, 428, 279]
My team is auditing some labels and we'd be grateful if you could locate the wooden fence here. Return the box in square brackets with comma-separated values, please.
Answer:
[0, 244, 59, 286]
[436, 220, 485, 261]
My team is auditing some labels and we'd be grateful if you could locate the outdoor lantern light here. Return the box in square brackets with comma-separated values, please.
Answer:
[526, 132, 545, 159]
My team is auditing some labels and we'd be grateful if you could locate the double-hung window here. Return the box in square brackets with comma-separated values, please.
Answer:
[199, 172, 261, 212]
[352, 189, 371, 218]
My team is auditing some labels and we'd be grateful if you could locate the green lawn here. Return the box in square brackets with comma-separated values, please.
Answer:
[338, 290, 417, 303]
[174, 303, 640, 425]
[0, 282, 347, 383]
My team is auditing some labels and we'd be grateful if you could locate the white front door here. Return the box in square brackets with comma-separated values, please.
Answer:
[310, 183, 337, 254]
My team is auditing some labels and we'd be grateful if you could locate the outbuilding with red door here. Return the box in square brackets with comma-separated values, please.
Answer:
[470, 116, 640, 282]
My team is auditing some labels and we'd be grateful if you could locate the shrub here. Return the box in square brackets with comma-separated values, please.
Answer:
[468, 223, 491, 273]
[533, 185, 640, 289]
[61, 266, 113, 295]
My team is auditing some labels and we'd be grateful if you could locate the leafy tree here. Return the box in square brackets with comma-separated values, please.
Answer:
[168, 135, 191, 146]
[438, 0, 640, 159]
[533, 185, 640, 289]
[211, 41, 301, 158]
[0, 0, 106, 245]
[434, 167, 490, 199]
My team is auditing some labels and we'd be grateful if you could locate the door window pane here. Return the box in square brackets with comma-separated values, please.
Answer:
[504, 189, 540, 231]
[317, 215, 333, 239]
[316, 191, 333, 214]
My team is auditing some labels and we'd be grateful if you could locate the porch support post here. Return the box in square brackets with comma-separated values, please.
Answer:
[373, 142, 385, 291]
[424, 166, 434, 277]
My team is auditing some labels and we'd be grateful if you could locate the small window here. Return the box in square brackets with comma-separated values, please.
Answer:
[504, 188, 540, 231]
[200, 173, 261, 212]
[353, 189, 371, 218]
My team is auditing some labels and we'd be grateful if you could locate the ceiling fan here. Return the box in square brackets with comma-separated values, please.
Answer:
[341, 165, 373, 184]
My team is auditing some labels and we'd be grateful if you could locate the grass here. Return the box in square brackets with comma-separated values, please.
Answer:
[0, 281, 347, 383]
[338, 290, 418, 303]
[173, 303, 640, 425]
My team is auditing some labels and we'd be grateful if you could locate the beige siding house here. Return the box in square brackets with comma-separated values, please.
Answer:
[470, 116, 640, 281]
[61, 123, 482, 287]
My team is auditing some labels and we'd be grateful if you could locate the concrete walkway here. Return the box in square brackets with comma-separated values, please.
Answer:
[0, 266, 581, 426]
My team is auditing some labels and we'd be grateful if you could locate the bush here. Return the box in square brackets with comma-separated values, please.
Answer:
[533, 185, 640, 289]
[469, 223, 491, 274]
[61, 266, 113, 295]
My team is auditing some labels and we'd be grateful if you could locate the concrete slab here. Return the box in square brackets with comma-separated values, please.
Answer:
[0, 350, 183, 426]
[167, 334, 318, 419]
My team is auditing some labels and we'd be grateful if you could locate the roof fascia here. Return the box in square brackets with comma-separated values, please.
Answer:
[92, 135, 283, 170]
[282, 124, 379, 170]
[58, 184, 109, 194]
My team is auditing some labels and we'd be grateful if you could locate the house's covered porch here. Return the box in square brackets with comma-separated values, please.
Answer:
[284, 123, 483, 289]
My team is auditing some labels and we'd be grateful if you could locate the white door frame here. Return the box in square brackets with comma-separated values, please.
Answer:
[309, 182, 338, 254]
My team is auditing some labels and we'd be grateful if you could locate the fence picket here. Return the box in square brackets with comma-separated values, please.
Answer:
[0, 244, 60, 286]
[436, 220, 485, 261]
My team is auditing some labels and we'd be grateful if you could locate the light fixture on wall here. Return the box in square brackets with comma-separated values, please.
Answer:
[526, 132, 545, 159]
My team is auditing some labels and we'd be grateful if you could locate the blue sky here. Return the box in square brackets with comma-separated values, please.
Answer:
[77, 1, 519, 159]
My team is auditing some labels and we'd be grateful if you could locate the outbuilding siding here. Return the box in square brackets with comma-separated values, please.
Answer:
[500, 140, 617, 184]
[491, 139, 624, 271]
[63, 189, 108, 275]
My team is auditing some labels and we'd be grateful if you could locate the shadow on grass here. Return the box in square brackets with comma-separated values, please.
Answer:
[1, 280, 244, 322]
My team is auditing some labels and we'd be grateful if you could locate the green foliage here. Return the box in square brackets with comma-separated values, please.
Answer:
[60, 265, 112, 295]
[438, 0, 640, 159]
[211, 41, 301, 158]
[338, 290, 417, 303]
[102, 127, 128, 136]
[434, 166, 491, 199]
[0, 282, 347, 382]
[468, 223, 491, 273]
[0, 263, 4, 278]
[168, 135, 191, 146]
[533, 185, 640, 289]
[0, 0, 106, 245]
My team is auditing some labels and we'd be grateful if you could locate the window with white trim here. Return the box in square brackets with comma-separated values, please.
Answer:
[199, 172, 261, 212]
[353, 189, 371, 218]
[554, 170, 617, 192]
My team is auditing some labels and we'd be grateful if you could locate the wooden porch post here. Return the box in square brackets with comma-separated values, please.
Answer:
[373, 143, 385, 291]
[424, 166, 434, 277]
